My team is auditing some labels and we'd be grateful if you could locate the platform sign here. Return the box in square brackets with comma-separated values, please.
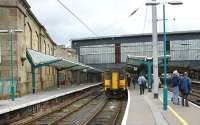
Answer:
[127, 58, 144, 66]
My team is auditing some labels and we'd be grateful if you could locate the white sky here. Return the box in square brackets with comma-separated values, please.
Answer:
[26, 0, 200, 47]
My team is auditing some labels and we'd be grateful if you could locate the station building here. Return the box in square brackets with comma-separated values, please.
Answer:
[0, 0, 100, 99]
[72, 31, 200, 79]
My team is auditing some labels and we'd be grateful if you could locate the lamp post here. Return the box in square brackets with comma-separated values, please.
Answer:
[8, 30, 15, 101]
[146, 0, 182, 110]
[162, 3, 168, 110]
[0, 29, 23, 101]
[163, 0, 182, 111]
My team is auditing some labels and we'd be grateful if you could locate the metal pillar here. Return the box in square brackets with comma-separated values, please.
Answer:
[115, 43, 121, 64]
[152, 0, 159, 98]
[163, 3, 168, 111]
[8, 30, 15, 101]
[147, 62, 152, 92]
[31, 65, 36, 93]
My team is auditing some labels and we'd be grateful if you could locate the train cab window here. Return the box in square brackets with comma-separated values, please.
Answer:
[104, 71, 111, 80]
[119, 73, 125, 80]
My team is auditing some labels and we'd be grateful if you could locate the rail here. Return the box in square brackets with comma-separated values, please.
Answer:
[10, 86, 102, 125]
[85, 99, 123, 125]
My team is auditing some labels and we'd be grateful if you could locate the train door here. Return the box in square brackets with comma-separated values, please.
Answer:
[112, 71, 119, 90]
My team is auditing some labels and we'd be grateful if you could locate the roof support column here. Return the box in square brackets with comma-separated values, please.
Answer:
[115, 43, 121, 64]
[152, 0, 159, 98]
[147, 62, 152, 92]
[31, 65, 36, 94]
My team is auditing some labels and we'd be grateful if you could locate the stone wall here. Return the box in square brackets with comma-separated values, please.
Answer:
[55, 45, 78, 62]
[0, 0, 57, 98]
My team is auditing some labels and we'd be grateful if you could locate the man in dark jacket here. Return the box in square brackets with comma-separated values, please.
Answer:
[132, 74, 137, 89]
[179, 74, 184, 93]
[127, 74, 131, 87]
[181, 72, 191, 107]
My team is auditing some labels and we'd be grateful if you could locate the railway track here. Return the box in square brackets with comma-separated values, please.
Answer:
[10, 87, 103, 125]
[55, 94, 107, 125]
[30, 93, 103, 125]
[49, 96, 125, 125]
[186, 81, 200, 105]
[85, 99, 123, 125]
[11, 87, 127, 125]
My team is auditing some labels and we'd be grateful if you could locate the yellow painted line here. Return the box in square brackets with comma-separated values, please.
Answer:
[159, 97, 189, 125]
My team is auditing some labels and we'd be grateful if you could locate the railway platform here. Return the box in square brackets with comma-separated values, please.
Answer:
[0, 83, 102, 115]
[123, 85, 200, 125]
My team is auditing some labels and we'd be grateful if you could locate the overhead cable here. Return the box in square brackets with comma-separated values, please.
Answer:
[128, 8, 139, 17]
[57, 0, 98, 37]
[142, 6, 148, 33]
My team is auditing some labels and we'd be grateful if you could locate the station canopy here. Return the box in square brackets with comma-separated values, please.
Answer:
[26, 49, 102, 72]
[127, 55, 171, 66]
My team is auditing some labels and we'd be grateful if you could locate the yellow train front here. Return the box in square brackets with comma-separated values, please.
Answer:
[103, 70, 127, 98]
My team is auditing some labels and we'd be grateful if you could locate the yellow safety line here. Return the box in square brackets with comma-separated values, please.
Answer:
[159, 97, 189, 125]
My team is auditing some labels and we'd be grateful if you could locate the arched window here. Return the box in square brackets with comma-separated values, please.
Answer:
[27, 23, 32, 49]
[35, 31, 40, 51]
[44, 40, 46, 54]
[51, 47, 54, 55]
[48, 44, 50, 55]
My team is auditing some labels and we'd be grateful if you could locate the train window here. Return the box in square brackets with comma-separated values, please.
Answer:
[104, 71, 111, 80]
[120, 73, 125, 80]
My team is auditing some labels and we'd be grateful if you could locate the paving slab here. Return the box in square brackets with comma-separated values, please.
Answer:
[123, 84, 189, 125]
[159, 89, 200, 125]
[125, 85, 168, 125]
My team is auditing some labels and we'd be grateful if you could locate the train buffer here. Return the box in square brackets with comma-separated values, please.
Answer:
[123, 85, 200, 125]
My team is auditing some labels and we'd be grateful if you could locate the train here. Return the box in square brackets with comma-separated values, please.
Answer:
[103, 70, 128, 98]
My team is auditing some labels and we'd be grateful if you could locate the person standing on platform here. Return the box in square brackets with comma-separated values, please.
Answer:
[172, 70, 180, 105]
[138, 74, 146, 95]
[181, 72, 191, 107]
[179, 73, 184, 94]
[141, 75, 146, 94]
[127, 73, 131, 87]
[138, 75, 142, 94]
[132, 74, 137, 89]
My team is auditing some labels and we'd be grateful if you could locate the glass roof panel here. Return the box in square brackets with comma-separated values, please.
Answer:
[26, 49, 101, 72]
[27, 49, 59, 65]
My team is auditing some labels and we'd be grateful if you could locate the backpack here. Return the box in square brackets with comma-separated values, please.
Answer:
[141, 76, 146, 86]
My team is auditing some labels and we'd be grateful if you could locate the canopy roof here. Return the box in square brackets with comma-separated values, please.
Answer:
[127, 55, 171, 61]
[26, 49, 102, 72]
[127, 55, 171, 66]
